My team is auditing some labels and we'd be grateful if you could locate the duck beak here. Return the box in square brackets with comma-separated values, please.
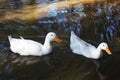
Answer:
[54, 37, 62, 43]
[105, 48, 112, 55]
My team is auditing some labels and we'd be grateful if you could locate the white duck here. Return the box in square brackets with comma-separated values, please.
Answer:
[70, 31, 112, 59]
[8, 32, 62, 56]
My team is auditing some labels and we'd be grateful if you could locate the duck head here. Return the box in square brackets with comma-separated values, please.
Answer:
[46, 32, 62, 43]
[99, 42, 112, 55]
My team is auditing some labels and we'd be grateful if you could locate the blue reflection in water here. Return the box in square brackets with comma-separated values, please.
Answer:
[100, 33, 104, 42]
[0, 44, 4, 49]
[5, 64, 12, 74]
[94, 4, 102, 16]
[99, 19, 118, 43]
[106, 25, 116, 42]
[1, 56, 7, 63]
[76, 27, 81, 36]
[55, 14, 67, 23]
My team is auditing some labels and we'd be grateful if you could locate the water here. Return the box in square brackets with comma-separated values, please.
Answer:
[0, 0, 120, 80]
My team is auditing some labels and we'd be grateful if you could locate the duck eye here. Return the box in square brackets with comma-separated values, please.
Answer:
[51, 34, 54, 36]
[103, 44, 106, 47]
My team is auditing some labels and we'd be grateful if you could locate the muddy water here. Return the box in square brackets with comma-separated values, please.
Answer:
[0, 0, 120, 80]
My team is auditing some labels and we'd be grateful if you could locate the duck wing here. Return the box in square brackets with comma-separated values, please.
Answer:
[70, 31, 96, 57]
[8, 36, 43, 55]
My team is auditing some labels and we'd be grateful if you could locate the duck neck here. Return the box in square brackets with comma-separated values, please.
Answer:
[96, 46, 102, 58]
[43, 37, 51, 48]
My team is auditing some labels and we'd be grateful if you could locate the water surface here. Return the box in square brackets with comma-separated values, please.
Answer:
[0, 0, 120, 80]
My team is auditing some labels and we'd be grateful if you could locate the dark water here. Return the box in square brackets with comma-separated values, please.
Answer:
[0, 0, 120, 80]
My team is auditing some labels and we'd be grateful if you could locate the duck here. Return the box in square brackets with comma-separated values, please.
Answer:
[70, 31, 112, 59]
[8, 32, 62, 56]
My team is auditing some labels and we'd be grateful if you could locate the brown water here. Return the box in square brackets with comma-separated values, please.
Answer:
[0, 0, 120, 80]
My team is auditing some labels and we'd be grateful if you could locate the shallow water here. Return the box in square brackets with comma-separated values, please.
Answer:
[0, 0, 120, 80]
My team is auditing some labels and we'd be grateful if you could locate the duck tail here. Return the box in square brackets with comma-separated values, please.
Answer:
[70, 31, 75, 40]
[71, 31, 76, 37]
[71, 31, 74, 35]
[8, 36, 12, 42]
[19, 36, 24, 39]
[71, 31, 79, 40]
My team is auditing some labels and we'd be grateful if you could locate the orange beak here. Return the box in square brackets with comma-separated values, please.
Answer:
[105, 48, 112, 55]
[54, 37, 62, 43]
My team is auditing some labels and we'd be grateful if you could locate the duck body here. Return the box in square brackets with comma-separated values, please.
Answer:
[70, 31, 111, 59]
[8, 32, 62, 56]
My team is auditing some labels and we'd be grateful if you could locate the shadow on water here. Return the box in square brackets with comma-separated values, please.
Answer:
[0, 0, 120, 80]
